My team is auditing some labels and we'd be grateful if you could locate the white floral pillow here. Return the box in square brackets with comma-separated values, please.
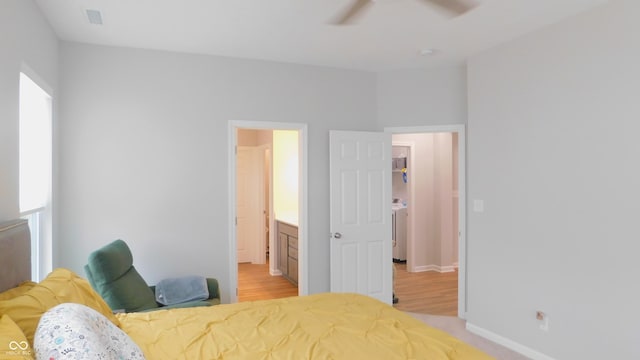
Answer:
[34, 303, 145, 360]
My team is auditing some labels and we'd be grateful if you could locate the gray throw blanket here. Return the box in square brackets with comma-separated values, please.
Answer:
[155, 275, 209, 306]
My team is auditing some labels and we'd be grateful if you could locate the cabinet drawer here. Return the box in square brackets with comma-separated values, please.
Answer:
[278, 222, 298, 237]
[288, 246, 298, 260]
[288, 236, 298, 249]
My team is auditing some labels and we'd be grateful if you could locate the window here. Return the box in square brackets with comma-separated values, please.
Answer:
[19, 71, 52, 281]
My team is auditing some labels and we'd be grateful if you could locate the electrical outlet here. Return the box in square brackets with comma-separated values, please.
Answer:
[536, 311, 549, 332]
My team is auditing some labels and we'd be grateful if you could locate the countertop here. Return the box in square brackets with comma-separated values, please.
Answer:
[275, 212, 298, 227]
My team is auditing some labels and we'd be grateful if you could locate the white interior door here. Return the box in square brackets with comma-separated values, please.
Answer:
[237, 146, 264, 264]
[329, 130, 392, 304]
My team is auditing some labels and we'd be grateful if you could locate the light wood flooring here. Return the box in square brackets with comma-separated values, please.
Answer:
[238, 260, 298, 302]
[238, 261, 457, 316]
[393, 263, 458, 316]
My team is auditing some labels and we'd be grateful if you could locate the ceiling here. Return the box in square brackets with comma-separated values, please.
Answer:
[35, 0, 608, 72]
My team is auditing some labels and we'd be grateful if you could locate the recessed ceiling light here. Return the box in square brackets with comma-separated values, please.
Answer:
[86, 9, 103, 25]
[419, 48, 437, 56]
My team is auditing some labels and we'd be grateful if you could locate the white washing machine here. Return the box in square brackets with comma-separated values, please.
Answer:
[392, 206, 407, 262]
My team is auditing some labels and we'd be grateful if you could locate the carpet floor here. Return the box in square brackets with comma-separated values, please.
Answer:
[406, 312, 531, 360]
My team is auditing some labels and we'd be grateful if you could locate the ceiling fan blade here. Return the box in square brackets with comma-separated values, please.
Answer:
[332, 0, 373, 25]
[420, 0, 477, 16]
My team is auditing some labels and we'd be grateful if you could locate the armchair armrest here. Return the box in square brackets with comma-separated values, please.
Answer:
[206, 278, 219, 300]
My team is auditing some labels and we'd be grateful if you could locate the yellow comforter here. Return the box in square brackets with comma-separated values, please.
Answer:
[117, 293, 492, 360]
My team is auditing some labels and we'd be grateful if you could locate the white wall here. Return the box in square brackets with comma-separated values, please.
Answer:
[273, 130, 299, 223]
[433, 133, 454, 269]
[377, 65, 467, 127]
[392, 133, 456, 269]
[57, 42, 377, 302]
[467, 1, 640, 358]
[0, 0, 58, 221]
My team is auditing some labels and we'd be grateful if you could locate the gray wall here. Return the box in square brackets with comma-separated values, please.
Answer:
[57, 42, 377, 302]
[377, 65, 468, 127]
[467, 0, 639, 358]
[0, 0, 58, 221]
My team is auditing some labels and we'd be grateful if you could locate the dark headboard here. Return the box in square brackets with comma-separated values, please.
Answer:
[0, 219, 31, 292]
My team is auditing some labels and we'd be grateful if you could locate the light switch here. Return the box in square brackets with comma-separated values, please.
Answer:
[473, 199, 484, 213]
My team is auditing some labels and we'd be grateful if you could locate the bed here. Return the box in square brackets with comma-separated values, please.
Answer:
[0, 219, 492, 359]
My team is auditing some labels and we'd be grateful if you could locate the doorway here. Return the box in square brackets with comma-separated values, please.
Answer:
[386, 125, 467, 318]
[228, 121, 308, 303]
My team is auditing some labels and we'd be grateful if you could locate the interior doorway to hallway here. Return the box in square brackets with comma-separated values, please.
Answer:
[228, 121, 308, 304]
[386, 125, 466, 318]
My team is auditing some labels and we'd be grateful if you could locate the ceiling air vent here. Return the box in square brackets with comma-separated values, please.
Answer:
[86, 9, 103, 25]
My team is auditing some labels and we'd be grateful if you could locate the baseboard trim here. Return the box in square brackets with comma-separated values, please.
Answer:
[466, 322, 556, 360]
[270, 269, 282, 276]
[440, 265, 456, 273]
[413, 264, 456, 273]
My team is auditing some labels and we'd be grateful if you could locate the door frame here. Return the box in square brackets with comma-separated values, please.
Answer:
[385, 124, 467, 318]
[228, 120, 308, 303]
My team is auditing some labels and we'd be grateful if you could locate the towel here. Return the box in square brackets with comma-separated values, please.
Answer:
[155, 276, 209, 306]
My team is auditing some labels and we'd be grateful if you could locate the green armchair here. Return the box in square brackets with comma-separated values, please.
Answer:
[84, 239, 220, 313]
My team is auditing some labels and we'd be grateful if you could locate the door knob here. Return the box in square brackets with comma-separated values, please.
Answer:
[333, 232, 342, 239]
